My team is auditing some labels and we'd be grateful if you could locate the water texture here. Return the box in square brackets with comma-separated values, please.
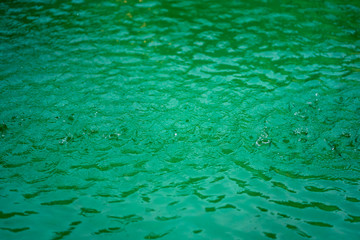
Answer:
[1, 0, 360, 239]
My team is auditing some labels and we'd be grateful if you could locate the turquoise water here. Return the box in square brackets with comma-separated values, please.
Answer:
[1, 0, 360, 239]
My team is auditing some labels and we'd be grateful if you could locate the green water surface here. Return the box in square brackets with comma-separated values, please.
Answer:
[1, 0, 360, 239]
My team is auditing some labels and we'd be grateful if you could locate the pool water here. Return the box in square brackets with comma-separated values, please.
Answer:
[1, 0, 360, 239]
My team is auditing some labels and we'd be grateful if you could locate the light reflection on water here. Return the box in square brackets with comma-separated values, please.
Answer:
[0, 0, 360, 239]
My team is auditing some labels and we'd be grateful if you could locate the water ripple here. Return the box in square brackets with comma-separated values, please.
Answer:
[0, 0, 359, 239]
